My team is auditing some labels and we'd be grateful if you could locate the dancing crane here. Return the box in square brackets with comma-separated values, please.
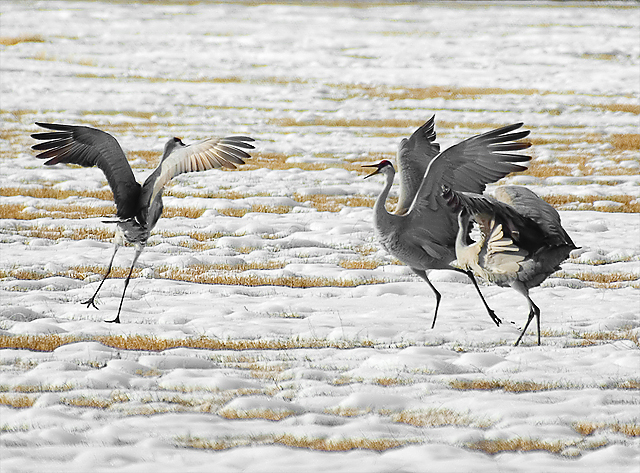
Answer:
[363, 117, 531, 329]
[31, 122, 255, 323]
[443, 185, 577, 345]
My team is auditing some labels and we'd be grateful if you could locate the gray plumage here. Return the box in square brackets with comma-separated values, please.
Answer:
[31, 122, 255, 323]
[363, 117, 532, 329]
[443, 185, 577, 345]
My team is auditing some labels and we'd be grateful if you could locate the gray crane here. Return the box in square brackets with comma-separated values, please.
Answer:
[363, 117, 531, 330]
[31, 122, 255, 323]
[443, 185, 577, 345]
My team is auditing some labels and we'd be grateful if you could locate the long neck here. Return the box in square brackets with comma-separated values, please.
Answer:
[372, 168, 400, 239]
[373, 168, 394, 218]
[455, 211, 475, 269]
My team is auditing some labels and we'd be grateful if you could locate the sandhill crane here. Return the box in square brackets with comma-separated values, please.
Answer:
[443, 185, 577, 345]
[31, 122, 255, 323]
[363, 117, 531, 330]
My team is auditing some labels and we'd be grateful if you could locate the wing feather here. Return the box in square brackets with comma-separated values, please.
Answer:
[410, 123, 531, 214]
[395, 116, 440, 214]
[30, 122, 141, 219]
[479, 220, 527, 274]
[143, 135, 255, 208]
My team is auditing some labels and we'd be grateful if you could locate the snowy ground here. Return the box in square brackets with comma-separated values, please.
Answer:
[1, 1, 639, 472]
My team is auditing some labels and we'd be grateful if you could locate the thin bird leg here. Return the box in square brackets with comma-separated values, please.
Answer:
[514, 296, 541, 347]
[411, 269, 442, 329]
[83, 243, 120, 310]
[453, 268, 502, 327]
[105, 244, 144, 324]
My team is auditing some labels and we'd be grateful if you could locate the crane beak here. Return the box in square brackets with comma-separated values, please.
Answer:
[362, 163, 382, 179]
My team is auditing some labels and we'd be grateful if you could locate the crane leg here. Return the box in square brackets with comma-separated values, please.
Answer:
[83, 243, 119, 310]
[514, 297, 541, 346]
[106, 245, 143, 324]
[454, 269, 501, 326]
[412, 269, 442, 329]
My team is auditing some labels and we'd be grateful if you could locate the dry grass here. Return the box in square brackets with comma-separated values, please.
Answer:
[269, 116, 514, 133]
[466, 437, 605, 455]
[219, 408, 296, 421]
[216, 205, 292, 217]
[0, 202, 116, 220]
[334, 83, 540, 101]
[393, 409, 486, 428]
[574, 421, 640, 437]
[339, 259, 386, 270]
[576, 329, 639, 347]
[450, 379, 563, 392]
[0, 35, 45, 46]
[0, 334, 375, 352]
[61, 396, 111, 409]
[9, 384, 73, 393]
[241, 151, 362, 173]
[293, 193, 382, 211]
[597, 104, 640, 115]
[0, 186, 113, 201]
[557, 271, 640, 286]
[4, 225, 115, 242]
[273, 434, 410, 451]
[0, 200, 295, 221]
[609, 133, 640, 151]
[0, 394, 36, 408]
[161, 206, 206, 219]
[541, 194, 639, 212]
[159, 269, 388, 288]
[178, 433, 416, 452]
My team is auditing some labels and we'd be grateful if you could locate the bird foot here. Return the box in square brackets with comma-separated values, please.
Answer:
[82, 298, 99, 310]
[105, 316, 120, 324]
[488, 310, 502, 327]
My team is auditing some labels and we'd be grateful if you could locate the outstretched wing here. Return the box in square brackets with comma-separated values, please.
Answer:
[31, 122, 141, 219]
[477, 219, 527, 274]
[494, 186, 576, 249]
[443, 186, 548, 256]
[411, 123, 531, 213]
[142, 136, 255, 210]
[395, 116, 440, 214]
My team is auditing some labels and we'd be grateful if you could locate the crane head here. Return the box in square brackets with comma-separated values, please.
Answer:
[362, 159, 394, 179]
[161, 137, 186, 161]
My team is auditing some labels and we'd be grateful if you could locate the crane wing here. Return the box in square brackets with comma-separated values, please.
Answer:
[143, 136, 255, 210]
[494, 186, 576, 248]
[395, 116, 440, 214]
[411, 123, 531, 214]
[477, 219, 527, 274]
[31, 122, 141, 219]
[444, 186, 553, 255]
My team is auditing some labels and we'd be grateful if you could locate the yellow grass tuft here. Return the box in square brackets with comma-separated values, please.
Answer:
[0, 334, 376, 353]
[450, 379, 562, 392]
[0, 394, 36, 408]
[541, 195, 639, 212]
[467, 438, 571, 455]
[339, 259, 386, 270]
[273, 434, 410, 452]
[219, 408, 296, 421]
[574, 421, 640, 437]
[0, 34, 45, 46]
[597, 104, 640, 115]
[609, 133, 640, 151]
[0, 186, 113, 201]
[293, 193, 381, 212]
[576, 329, 639, 347]
[557, 271, 640, 286]
[334, 83, 540, 101]
[393, 409, 486, 428]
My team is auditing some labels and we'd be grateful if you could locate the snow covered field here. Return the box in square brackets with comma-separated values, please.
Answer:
[1, 1, 639, 471]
